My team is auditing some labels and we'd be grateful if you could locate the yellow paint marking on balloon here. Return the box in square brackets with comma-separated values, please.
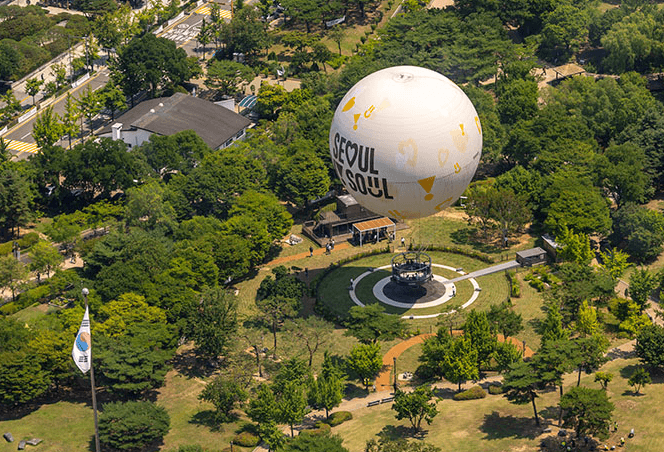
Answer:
[450, 127, 469, 153]
[475, 116, 482, 135]
[417, 176, 436, 201]
[388, 210, 406, 220]
[454, 162, 461, 174]
[353, 113, 361, 130]
[364, 105, 375, 118]
[397, 139, 418, 167]
[437, 148, 449, 168]
[342, 97, 355, 112]
[435, 197, 453, 211]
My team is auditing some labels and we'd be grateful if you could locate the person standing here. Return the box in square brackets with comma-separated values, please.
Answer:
[309, 246, 313, 257]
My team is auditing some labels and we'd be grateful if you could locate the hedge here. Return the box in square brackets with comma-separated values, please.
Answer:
[232, 432, 259, 447]
[300, 423, 331, 437]
[327, 411, 352, 426]
[488, 384, 503, 395]
[453, 385, 487, 401]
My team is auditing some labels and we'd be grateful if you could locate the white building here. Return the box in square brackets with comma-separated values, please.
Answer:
[99, 93, 252, 150]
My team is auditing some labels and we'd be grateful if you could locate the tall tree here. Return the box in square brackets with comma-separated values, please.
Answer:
[25, 77, 43, 105]
[0, 254, 28, 301]
[307, 374, 343, 419]
[487, 301, 524, 339]
[629, 267, 656, 313]
[347, 343, 382, 390]
[77, 85, 103, 138]
[463, 310, 497, 371]
[98, 401, 170, 452]
[205, 60, 255, 96]
[0, 165, 34, 238]
[345, 304, 406, 344]
[29, 239, 62, 280]
[635, 324, 664, 369]
[538, 304, 569, 345]
[560, 386, 614, 439]
[61, 94, 81, 149]
[187, 287, 238, 361]
[441, 336, 479, 392]
[503, 361, 542, 426]
[32, 106, 64, 148]
[287, 316, 333, 367]
[278, 380, 308, 437]
[392, 386, 438, 432]
[199, 376, 248, 422]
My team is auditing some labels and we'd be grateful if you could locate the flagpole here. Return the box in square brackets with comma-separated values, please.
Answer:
[82, 288, 101, 452]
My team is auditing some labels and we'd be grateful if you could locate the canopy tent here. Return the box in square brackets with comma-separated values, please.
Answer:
[353, 217, 396, 246]
[238, 95, 258, 109]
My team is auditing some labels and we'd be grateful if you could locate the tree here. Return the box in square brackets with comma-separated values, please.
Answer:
[100, 82, 127, 121]
[503, 361, 542, 426]
[463, 309, 496, 371]
[115, 33, 191, 99]
[124, 181, 176, 233]
[96, 322, 176, 397]
[32, 106, 64, 148]
[29, 239, 62, 280]
[392, 386, 438, 432]
[594, 142, 651, 206]
[635, 324, 664, 369]
[345, 304, 406, 344]
[539, 3, 589, 61]
[492, 340, 523, 374]
[347, 343, 382, 390]
[307, 374, 343, 419]
[365, 439, 441, 452]
[538, 304, 569, 345]
[257, 295, 299, 359]
[282, 432, 349, 452]
[61, 94, 81, 149]
[247, 383, 279, 427]
[187, 287, 238, 360]
[599, 249, 629, 281]
[199, 376, 248, 422]
[496, 79, 539, 125]
[560, 386, 614, 439]
[288, 316, 333, 367]
[277, 149, 330, 207]
[25, 77, 43, 105]
[628, 367, 651, 395]
[281, 0, 323, 33]
[594, 371, 613, 391]
[532, 339, 578, 425]
[576, 300, 600, 337]
[278, 380, 308, 437]
[0, 165, 33, 238]
[99, 401, 170, 451]
[629, 267, 656, 313]
[611, 203, 664, 263]
[229, 190, 293, 242]
[465, 186, 530, 244]
[328, 25, 344, 55]
[487, 301, 523, 339]
[574, 335, 608, 387]
[557, 226, 594, 266]
[205, 60, 255, 96]
[77, 85, 103, 138]
[0, 350, 51, 406]
[0, 254, 28, 301]
[441, 336, 479, 391]
[137, 130, 211, 177]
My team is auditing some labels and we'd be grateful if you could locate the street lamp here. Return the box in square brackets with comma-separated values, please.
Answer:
[393, 356, 397, 393]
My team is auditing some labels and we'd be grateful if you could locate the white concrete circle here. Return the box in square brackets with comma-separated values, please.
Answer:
[348, 263, 481, 319]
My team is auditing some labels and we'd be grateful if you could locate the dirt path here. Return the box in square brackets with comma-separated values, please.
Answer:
[265, 242, 351, 267]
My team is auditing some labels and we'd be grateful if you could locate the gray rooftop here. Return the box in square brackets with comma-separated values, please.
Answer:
[516, 247, 547, 258]
[101, 93, 251, 149]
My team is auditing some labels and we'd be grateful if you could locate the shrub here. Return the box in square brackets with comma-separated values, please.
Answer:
[232, 432, 259, 447]
[327, 411, 352, 426]
[453, 386, 486, 401]
[99, 401, 170, 451]
[300, 423, 331, 437]
[0, 241, 12, 256]
[488, 384, 503, 395]
[0, 302, 19, 315]
[15, 285, 50, 308]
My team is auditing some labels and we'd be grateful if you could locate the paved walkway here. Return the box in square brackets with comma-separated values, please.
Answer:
[447, 260, 520, 283]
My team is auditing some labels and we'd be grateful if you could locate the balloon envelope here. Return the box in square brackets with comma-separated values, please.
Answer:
[329, 66, 482, 220]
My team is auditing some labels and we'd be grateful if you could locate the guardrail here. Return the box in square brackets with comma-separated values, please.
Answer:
[18, 107, 37, 124]
[71, 72, 90, 89]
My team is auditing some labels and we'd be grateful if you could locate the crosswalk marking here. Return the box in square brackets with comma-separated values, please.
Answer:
[194, 4, 232, 18]
[5, 139, 40, 154]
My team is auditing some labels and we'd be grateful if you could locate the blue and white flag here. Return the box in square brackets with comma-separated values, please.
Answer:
[72, 307, 91, 374]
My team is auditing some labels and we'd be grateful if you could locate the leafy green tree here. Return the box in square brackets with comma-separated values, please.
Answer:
[187, 287, 238, 360]
[0, 164, 34, 238]
[611, 203, 664, 263]
[257, 295, 299, 359]
[25, 77, 43, 105]
[560, 386, 614, 439]
[557, 226, 594, 265]
[282, 432, 349, 452]
[347, 343, 382, 390]
[502, 361, 542, 426]
[629, 267, 656, 313]
[463, 309, 497, 370]
[29, 239, 62, 279]
[492, 340, 523, 374]
[255, 82, 289, 120]
[277, 149, 330, 207]
[441, 336, 478, 391]
[628, 367, 651, 394]
[574, 335, 608, 387]
[392, 386, 438, 432]
[599, 249, 629, 281]
[77, 85, 103, 138]
[487, 301, 523, 339]
[576, 300, 600, 337]
[465, 186, 530, 243]
[138, 130, 211, 177]
[601, 11, 659, 74]
[115, 33, 191, 99]
[199, 376, 248, 422]
[28, 328, 72, 389]
[216, 7, 269, 59]
[100, 81, 127, 121]
[539, 3, 589, 61]
[533, 339, 578, 425]
[205, 60, 255, 96]
[0, 350, 51, 406]
[99, 401, 170, 451]
[497, 78, 539, 125]
[539, 304, 569, 345]
[124, 181, 177, 233]
[230, 190, 293, 242]
[635, 324, 664, 369]
[278, 380, 308, 437]
[594, 142, 651, 206]
[345, 304, 406, 344]
[328, 25, 344, 55]
[0, 254, 28, 301]
[307, 374, 343, 419]
[594, 371, 613, 391]
[281, 0, 323, 33]
[32, 106, 64, 148]
[96, 293, 168, 338]
[248, 383, 279, 429]
[543, 180, 611, 237]
[96, 322, 176, 397]
[61, 94, 81, 149]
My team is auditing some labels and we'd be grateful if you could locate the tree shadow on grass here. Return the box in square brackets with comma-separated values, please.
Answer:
[432, 386, 458, 400]
[378, 424, 428, 440]
[619, 364, 640, 379]
[538, 405, 561, 424]
[171, 347, 219, 379]
[480, 411, 541, 440]
[189, 409, 222, 431]
[449, 227, 502, 255]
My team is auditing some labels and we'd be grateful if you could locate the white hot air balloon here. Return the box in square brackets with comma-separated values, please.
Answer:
[329, 66, 482, 220]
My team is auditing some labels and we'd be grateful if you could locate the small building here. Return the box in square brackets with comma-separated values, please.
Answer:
[541, 234, 561, 262]
[99, 93, 251, 150]
[516, 247, 548, 267]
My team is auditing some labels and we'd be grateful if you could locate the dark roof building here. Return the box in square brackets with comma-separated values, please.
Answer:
[99, 93, 252, 150]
